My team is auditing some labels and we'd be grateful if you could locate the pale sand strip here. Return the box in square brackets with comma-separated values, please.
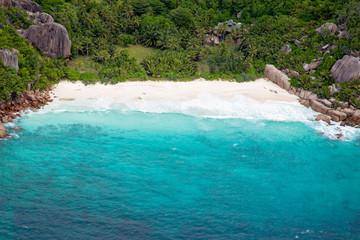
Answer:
[51, 78, 298, 103]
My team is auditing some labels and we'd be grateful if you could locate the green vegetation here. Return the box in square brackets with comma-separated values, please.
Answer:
[0, 7, 65, 101]
[115, 45, 155, 63]
[2, 0, 360, 106]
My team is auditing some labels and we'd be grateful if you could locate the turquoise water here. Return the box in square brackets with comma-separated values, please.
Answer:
[1, 106, 360, 239]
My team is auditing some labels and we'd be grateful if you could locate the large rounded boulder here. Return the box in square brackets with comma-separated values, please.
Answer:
[24, 23, 71, 58]
[331, 55, 360, 83]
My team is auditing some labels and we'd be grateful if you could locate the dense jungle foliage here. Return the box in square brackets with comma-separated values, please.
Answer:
[1, 0, 360, 106]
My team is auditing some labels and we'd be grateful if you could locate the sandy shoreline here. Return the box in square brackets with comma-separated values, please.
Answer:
[51, 78, 299, 103]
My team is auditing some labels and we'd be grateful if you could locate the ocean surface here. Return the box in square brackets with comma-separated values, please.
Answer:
[1, 95, 360, 239]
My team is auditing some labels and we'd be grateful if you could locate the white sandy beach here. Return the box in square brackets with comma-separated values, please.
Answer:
[51, 78, 298, 103]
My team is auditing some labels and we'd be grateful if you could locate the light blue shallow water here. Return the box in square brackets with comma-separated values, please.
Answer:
[1, 109, 360, 239]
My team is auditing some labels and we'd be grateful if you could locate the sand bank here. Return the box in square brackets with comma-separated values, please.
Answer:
[51, 79, 298, 103]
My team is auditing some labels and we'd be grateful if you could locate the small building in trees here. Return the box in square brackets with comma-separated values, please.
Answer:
[205, 20, 242, 46]
[217, 20, 242, 33]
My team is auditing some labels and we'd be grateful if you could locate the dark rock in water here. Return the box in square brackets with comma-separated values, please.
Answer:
[1, 0, 43, 13]
[1, 116, 8, 123]
[24, 23, 71, 58]
[315, 114, 331, 125]
[9, 126, 23, 132]
[336, 133, 343, 139]
[331, 55, 360, 83]
[0, 48, 19, 72]
[0, 122, 7, 138]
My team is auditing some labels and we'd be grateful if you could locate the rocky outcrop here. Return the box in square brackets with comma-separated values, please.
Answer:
[328, 109, 347, 122]
[331, 55, 360, 83]
[24, 23, 71, 58]
[315, 114, 331, 125]
[304, 59, 322, 72]
[0, 88, 53, 123]
[264, 64, 291, 91]
[0, 121, 7, 138]
[1, 0, 43, 13]
[289, 70, 300, 79]
[263, 65, 360, 127]
[0, 48, 19, 72]
[281, 45, 292, 54]
[28, 12, 54, 24]
[316, 23, 338, 36]
[310, 99, 331, 115]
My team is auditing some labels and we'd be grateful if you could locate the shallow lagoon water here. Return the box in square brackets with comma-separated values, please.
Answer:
[1, 98, 360, 239]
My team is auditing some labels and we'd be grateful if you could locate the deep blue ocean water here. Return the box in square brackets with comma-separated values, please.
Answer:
[1, 100, 360, 239]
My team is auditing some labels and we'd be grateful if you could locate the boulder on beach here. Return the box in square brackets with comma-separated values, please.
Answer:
[310, 99, 330, 115]
[264, 65, 291, 91]
[331, 55, 360, 83]
[24, 23, 71, 58]
[0, 122, 8, 138]
[315, 114, 331, 125]
[327, 109, 347, 122]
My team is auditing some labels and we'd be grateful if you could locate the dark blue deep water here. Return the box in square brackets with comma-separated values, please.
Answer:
[1, 110, 360, 239]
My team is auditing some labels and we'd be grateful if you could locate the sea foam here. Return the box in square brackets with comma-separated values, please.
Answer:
[24, 93, 360, 141]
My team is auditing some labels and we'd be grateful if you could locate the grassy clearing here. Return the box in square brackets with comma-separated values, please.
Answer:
[67, 56, 101, 75]
[115, 45, 156, 63]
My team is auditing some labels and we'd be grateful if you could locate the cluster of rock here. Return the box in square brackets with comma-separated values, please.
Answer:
[1, 0, 71, 58]
[0, 87, 53, 124]
[264, 64, 360, 128]
[0, 87, 53, 138]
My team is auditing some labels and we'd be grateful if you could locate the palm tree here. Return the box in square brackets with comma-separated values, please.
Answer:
[217, 23, 228, 41]
[230, 27, 242, 44]
[122, 5, 134, 33]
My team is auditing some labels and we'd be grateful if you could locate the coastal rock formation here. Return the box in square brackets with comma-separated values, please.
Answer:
[0, 48, 19, 72]
[316, 23, 338, 36]
[24, 23, 71, 58]
[263, 65, 360, 127]
[1, 0, 43, 13]
[0, 88, 53, 122]
[327, 109, 347, 122]
[310, 99, 331, 115]
[0, 121, 8, 138]
[331, 55, 360, 83]
[315, 114, 331, 125]
[264, 64, 291, 91]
